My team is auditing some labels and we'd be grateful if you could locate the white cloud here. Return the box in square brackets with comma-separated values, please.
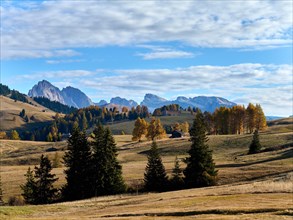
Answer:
[1, 49, 80, 59]
[46, 59, 84, 64]
[1, 1, 292, 58]
[18, 70, 95, 80]
[136, 45, 195, 60]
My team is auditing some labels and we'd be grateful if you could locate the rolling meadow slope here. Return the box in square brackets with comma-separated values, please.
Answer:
[0, 95, 56, 131]
[0, 119, 292, 219]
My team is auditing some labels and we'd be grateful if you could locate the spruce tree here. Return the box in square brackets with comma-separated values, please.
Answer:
[144, 141, 168, 192]
[33, 155, 58, 204]
[184, 111, 217, 188]
[249, 130, 262, 154]
[103, 127, 125, 194]
[62, 125, 92, 201]
[170, 156, 184, 190]
[91, 123, 107, 196]
[21, 167, 37, 204]
[21, 155, 58, 204]
[91, 124, 125, 196]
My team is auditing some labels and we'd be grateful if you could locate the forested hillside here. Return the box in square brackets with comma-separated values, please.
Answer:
[0, 83, 28, 103]
[33, 97, 77, 114]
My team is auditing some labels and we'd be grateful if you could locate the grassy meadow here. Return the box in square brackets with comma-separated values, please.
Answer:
[0, 95, 56, 132]
[0, 118, 292, 219]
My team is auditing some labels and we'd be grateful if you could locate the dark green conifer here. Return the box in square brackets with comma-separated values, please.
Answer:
[91, 124, 125, 196]
[184, 111, 217, 188]
[170, 156, 184, 190]
[62, 125, 92, 201]
[33, 155, 58, 204]
[21, 167, 37, 204]
[144, 141, 168, 192]
[249, 130, 262, 154]
[21, 155, 58, 204]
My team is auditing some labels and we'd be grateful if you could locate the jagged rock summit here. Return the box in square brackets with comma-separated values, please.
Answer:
[28, 80, 65, 104]
[28, 80, 93, 108]
[140, 93, 236, 112]
[110, 97, 138, 108]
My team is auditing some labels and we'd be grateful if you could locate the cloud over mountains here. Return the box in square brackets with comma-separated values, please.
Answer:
[1, 0, 292, 59]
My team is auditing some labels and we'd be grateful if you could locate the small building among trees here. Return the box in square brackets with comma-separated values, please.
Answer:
[170, 130, 183, 138]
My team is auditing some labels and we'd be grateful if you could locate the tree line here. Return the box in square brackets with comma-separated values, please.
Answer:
[153, 104, 181, 116]
[203, 103, 266, 134]
[7, 105, 150, 141]
[33, 97, 77, 114]
[0, 83, 28, 103]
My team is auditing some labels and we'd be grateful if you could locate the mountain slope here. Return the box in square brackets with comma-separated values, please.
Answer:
[28, 80, 93, 108]
[62, 86, 93, 108]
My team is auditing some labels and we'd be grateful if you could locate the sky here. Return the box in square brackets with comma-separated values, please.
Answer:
[0, 0, 292, 116]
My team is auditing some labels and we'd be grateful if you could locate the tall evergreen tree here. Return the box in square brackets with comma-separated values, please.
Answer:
[91, 124, 125, 196]
[21, 167, 36, 204]
[21, 155, 58, 204]
[170, 156, 184, 190]
[33, 155, 58, 204]
[144, 141, 168, 192]
[249, 130, 262, 154]
[103, 127, 125, 194]
[62, 125, 92, 201]
[91, 123, 106, 196]
[184, 111, 217, 188]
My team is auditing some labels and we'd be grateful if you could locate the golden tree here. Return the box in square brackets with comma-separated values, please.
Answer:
[132, 118, 148, 141]
[255, 104, 267, 131]
[146, 118, 166, 140]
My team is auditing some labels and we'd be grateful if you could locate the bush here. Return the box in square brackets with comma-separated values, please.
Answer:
[8, 196, 25, 206]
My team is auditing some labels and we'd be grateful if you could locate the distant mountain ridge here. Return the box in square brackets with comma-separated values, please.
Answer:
[28, 80, 236, 113]
[141, 93, 237, 112]
[110, 97, 138, 108]
[28, 80, 93, 108]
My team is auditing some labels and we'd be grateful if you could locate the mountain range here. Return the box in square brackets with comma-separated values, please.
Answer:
[28, 80, 237, 112]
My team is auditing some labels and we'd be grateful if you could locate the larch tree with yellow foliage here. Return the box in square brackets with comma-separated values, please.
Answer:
[132, 117, 148, 141]
[146, 118, 166, 141]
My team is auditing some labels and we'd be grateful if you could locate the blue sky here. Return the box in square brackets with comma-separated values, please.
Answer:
[1, 0, 292, 116]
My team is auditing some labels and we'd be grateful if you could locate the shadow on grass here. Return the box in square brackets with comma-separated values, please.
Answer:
[102, 208, 291, 218]
[217, 147, 293, 169]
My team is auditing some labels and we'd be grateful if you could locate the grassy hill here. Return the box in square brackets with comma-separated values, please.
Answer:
[0, 95, 56, 132]
[0, 120, 292, 219]
[108, 111, 194, 134]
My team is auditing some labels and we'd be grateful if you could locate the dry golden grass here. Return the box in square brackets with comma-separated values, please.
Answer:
[0, 125, 292, 220]
[0, 96, 57, 131]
